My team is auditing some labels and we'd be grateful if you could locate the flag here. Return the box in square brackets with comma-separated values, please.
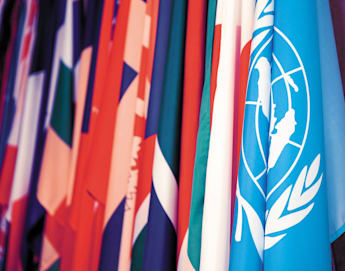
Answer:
[19, 0, 68, 268]
[0, 0, 37, 216]
[231, 0, 333, 269]
[36, 0, 74, 229]
[186, 0, 217, 269]
[54, 2, 104, 269]
[141, 0, 187, 269]
[317, 0, 345, 269]
[66, 0, 104, 217]
[68, 0, 126, 269]
[36, 0, 81, 269]
[3, 28, 43, 271]
[263, 0, 331, 269]
[130, 0, 172, 270]
[229, 0, 273, 270]
[0, 0, 342, 269]
[98, 0, 147, 269]
[67, 0, 115, 248]
[0, 1, 37, 268]
[63, 0, 118, 269]
[176, 0, 206, 269]
[199, 0, 242, 268]
[0, 0, 25, 266]
[0, 1, 40, 270]
[52, 3, 106, 269]
[102, 0, 159, 269]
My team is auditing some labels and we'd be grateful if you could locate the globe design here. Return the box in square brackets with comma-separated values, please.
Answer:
[242, 26, 310, 199]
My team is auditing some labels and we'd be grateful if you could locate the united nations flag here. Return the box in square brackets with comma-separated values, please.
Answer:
[264, 0, 332, 269]
[230, 0, 333, 270]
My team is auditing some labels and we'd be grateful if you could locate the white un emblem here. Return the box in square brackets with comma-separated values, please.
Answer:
[234, 23, 323, 258]
[242, 26, 310, 200]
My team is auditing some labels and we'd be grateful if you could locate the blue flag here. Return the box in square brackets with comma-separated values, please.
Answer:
[317, 0, 345, 245]
[264, 0, 331, 269]
[231, 0, 332, 270]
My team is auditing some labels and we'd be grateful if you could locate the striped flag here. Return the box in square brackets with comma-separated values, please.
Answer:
[57, 1, 105, 269]
[52, 2, 108, 270]
[103, 0, 159, 270]
[0, 1, 36, 268]
[62, 0, 119, 269]
[19, 0, 68, 268]
[36, 0, 74, 227]
[0, 0, 37, 218]
[68, 0, 126, 269]
[98, 0, 148, 269]
[130, 0, 172, 270]
[67, 0, 115, 248]
[141, 0, 187, 269]
[0, 1, 39, 270]
[0, 0, 341, 270]
[2, 15, 47, 271]
[186, 0, 217, 269]
[35, 0, 82, 270]
[65, 0, 104, 216]
[0, 2, 37, 268]
[176, 0, 206, 269]
[3, 62, 42, 271]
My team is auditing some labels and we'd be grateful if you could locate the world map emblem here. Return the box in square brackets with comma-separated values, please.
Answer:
[245, 26, 310, 199]
[234, 22, 323, 258]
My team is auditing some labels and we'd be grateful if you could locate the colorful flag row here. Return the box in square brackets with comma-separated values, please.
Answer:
[1, 0, 345, 270]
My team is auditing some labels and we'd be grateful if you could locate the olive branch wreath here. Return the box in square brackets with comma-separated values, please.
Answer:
[235, 155, 322, 259]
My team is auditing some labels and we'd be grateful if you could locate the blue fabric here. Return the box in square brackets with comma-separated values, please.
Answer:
[144, 0, 173, 138]
[231, 0, 332, 270]
[265, 0, 331, 269]
[142, 186, 177, 271]
[317, 0, 345, 242]
[81, 0, 105, 133]
[99, 198, 126, 271]
[119, 62, 137, 101]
